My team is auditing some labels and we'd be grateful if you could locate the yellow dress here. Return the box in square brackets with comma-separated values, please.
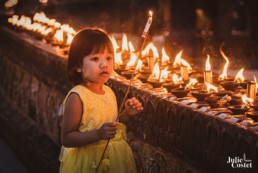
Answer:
[59, 85, 137, 173]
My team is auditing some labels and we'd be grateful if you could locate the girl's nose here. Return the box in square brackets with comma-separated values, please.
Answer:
[100, 59, 108, 68]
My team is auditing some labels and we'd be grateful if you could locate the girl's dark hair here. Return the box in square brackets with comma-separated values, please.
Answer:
[67, 28, 114, 85]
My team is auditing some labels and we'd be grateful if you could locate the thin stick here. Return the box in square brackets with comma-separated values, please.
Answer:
[95, 11, 152, 172]
[95, 36, 148, 173]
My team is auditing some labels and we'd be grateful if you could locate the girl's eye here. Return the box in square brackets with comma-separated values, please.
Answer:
[107, 56, 113, 61]
[91, 57, 99, 61]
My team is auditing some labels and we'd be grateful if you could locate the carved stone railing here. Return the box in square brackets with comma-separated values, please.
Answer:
[0, 26, 258, 173]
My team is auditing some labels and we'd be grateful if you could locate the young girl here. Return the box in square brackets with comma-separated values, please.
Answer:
[59, 28, 143, 173]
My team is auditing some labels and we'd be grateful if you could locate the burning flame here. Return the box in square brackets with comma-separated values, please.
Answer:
[126, 53, 138, 68]
[152, 62, 160, 79]
[5, 0, 18, 8]
[172, 74, 182, 84]
[185, 78, 198, 89]
[173, 50, 182, 67]
[205, 82, 218, 93]
[173, 50, 192, 70]
[142, 42, 159, 59]
[205, 54, 211, 71]
[160, 67, 169, 80]
[161, 47, 170, 65]
[9, 12, 77, 47]
[136, 60, 143, 71]
[242, 94, 253, 105]
[115, 52, 123, 66]
[149, 10, 153, 17]
[122, 33, 129, 51]
[128, 41, 135, 52]
[234, 68, 245, 83]
[39, 0, 48, 4]
[110, 36, 119, 52]
[219, 46, 229, 80]
[54, 29, 64, 42]
[66, 33, 74, 45]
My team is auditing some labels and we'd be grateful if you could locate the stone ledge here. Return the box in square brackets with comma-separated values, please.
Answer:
[0, 89, 60, 173]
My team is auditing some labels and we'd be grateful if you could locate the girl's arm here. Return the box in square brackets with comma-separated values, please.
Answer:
[61, 93, 117, 148]
[119, 97, 144, 123]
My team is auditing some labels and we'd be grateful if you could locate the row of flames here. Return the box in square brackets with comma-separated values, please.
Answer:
[7, 11, 258, 95]
[111, 33, 258, 89]
[8, 12, 76, 46]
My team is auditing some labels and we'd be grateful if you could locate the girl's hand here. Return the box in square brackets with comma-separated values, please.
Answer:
[97, 122, 118, 140]
[124, 97, 144, 116]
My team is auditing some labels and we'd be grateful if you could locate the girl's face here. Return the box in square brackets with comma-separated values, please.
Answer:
[78, 48, 114, 85]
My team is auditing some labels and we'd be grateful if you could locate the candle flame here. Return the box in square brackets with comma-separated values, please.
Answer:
[136, 60, 143, 71]
[110, 36, 119, 55]
[149, 11, 153, 17]
[115, 52, 123, 66]
[219, 46, 229, 80]
[205, 82, 218, 93]
[173, 50, 182, 67]
[128, 41, 135, 52]
[234, 68, 245, 83]
[122, 33, 129, 51]
[173, 50, 192, 70]
[242, 94, 253, 105]
[54, 29, 64, 42]
[185, 78, 198, 89]
[142, 42, 159, 59]
[126, 53, 138, 68]
[152, 62, 160, 79]
[160, 67, 169, 81]
[161, 47, 170, 64]
[205, 54, 211, 71]
[5, 0, 18, 8]
[172, 74, 182, 84]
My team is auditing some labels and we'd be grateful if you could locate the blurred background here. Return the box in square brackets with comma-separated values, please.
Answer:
[1, 0, 258, 70]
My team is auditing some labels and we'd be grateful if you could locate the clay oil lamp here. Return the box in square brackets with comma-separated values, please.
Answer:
[250, 101, 258, 111]
[227, 94, 252, 114]
[228, 92, 243, 105]
[147, 63, 168, 88]
[191, 90, 211, 101]
[170, 78, 197, 98]
[214, 90, 233, 97]
[205, 95, 230, 108]
[171, 86, 190, 98]
[204, 83, 231, 108]
[220, 68, 246, 91]
[191, 81, 217, 101]
[245, 111, 258, 122]
[227, 105, 250, 115]
[162, 73, 182, 91]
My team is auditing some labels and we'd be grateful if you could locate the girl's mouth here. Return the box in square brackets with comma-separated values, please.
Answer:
[100, 71, 109, 76]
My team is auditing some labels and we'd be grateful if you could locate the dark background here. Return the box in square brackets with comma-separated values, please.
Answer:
[2, 0, 258, 69]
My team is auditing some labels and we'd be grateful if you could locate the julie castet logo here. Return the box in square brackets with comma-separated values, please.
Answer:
[227, 153, 252, 168]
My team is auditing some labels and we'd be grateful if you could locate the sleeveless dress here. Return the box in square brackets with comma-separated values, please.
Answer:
[59, 85, 137, 173]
